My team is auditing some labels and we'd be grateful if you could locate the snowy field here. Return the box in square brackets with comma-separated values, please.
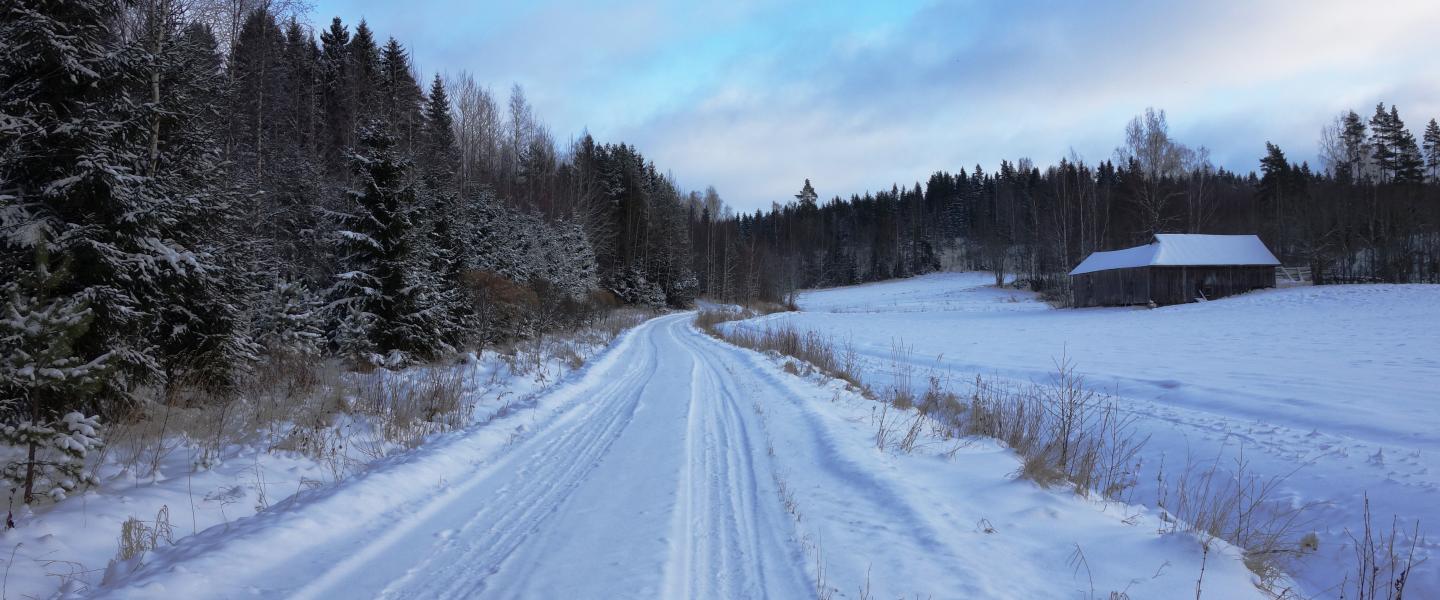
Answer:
[751, 272, 1440, 596]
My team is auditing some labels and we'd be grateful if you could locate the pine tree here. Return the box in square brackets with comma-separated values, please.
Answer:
[795, 179, 819, 210]
[1369, 103, 1396, 182]
[1424, 118, 1440, 183]
[1258, 143, 1291, 199]
[1339, 110, 1370, 182]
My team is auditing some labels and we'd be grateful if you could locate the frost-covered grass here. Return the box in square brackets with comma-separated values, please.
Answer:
[748, 272, 1439, 597]
[0, 308, 656, 599]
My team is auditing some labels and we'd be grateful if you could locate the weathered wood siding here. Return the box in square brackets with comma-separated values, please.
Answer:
[1148, 266, 1275, 305]
[1071, 265, 1276, 307]
[1071, 268, 1150, 307]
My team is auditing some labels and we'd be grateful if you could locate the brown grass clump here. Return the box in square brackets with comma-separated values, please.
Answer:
[694, 309, 864, 390]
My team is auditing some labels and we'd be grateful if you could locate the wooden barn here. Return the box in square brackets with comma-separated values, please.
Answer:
[1069, 234, 1280, 307]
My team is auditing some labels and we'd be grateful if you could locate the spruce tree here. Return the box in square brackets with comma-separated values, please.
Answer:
[327, 122, 438, 365]
[319, 17, 353, 177]
[1389, 106, 1425, 184]
[0, 246, 109, 504]
[145, 18, 258, 393]
[348, 20, 383, 126]
[379, 38, 424, 152]
[256, 280, 324, 357]
[1, 0, 201, 414]
[227, 9, 287, 183]
[418, 76, 471, 343]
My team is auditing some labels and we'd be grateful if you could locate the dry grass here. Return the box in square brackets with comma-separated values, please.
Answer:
[695, 310, 865, 390]
[1151, 447, 1323, 589]
[97, 305, 659, 489]
[696, 307, 1343, 587]
[940, 359, 1148, 500]
[110, 504, 174, 575]
[1342, 494, 1419, 600]
[699, 308, 1145, 499]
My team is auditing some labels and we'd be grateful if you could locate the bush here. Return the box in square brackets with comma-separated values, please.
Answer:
[460, 270, 539, 348]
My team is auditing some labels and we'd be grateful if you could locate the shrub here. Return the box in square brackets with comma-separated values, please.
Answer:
[2, 412, 103, 504]
[460, 270, 539, 348]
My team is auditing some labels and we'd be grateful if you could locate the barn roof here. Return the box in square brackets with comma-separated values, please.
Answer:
[1069, 234, 1280, 276]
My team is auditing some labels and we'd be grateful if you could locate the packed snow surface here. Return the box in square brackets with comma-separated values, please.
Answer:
[86, 313, 1261, 599]
[758, 272, 1440, 596]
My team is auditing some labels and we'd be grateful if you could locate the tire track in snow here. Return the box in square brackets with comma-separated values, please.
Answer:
[664, 318, 811, 599]
[280, 319, 664, 600]
[684, 324, 996, 597]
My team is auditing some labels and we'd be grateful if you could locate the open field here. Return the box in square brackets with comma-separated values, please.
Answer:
[742, 272, 1440, 596]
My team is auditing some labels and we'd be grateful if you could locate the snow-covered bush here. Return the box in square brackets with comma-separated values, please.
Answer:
[2, 412, 103, 503]
[332, 303, 380, 368]
[610, 265, 666, 307]
[666, 272, 699, 307]
[255, 280, 325, 357]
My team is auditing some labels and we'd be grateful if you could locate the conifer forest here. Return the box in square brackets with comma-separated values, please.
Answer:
[2, 4, 1439, 598]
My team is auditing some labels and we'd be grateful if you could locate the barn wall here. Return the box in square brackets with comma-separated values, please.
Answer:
[1072, 265, 1276, 307]
[1148, 266, 1276, 305]
[1071, 267, 1151, 307]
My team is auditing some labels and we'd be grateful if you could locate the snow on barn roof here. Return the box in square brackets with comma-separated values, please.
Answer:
[1069, 234, 1280, 276]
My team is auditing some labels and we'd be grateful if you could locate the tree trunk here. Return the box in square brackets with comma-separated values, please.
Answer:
[146, 0, 167, 177]
[22, 390, 40, 504]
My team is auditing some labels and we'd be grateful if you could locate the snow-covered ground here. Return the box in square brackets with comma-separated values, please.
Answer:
[57, 312, 1261, 599]
[752, 272, 1440, 597]
[1, 332, 624, 600]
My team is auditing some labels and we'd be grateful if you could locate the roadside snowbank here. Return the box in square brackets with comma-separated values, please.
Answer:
[1, 320, 644, 600]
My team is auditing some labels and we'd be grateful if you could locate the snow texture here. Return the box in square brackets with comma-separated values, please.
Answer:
[1069, 234, 1281, 275]
[73, 313, 1261, 599]
[759, 272, 1440, 596]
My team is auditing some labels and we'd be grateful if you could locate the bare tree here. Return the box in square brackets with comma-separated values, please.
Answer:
[1114, 108, 1193, 235]
[506, 83, 536, 188]
[1185, 146, 1219, 233]
[188, 0, 310, 58]
[447, 71, 502, 194]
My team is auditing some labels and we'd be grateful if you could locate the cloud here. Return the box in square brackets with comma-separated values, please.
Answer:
[310, 0, 1440, 212]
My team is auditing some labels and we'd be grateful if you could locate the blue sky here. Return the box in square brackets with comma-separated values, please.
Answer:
[309, 0, 1440, 212]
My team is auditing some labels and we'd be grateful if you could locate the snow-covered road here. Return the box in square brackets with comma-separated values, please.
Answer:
[94, 312, 1259, 599]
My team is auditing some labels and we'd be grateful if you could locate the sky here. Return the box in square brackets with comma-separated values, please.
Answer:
[308, 0, 1440, 212]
